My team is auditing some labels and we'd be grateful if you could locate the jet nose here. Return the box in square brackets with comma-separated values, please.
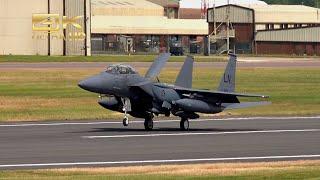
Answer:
[78, 75, 103, 93]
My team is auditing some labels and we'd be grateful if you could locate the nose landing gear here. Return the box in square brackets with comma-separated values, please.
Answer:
[123, 115, 129, 127]
[121, 98, 131, 127]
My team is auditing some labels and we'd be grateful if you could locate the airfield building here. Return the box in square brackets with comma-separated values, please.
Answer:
[207, 4, 320, 55]
[0, 0, 91, 56]
[0, 0, 207, 56]
[90, 0, 208, 55]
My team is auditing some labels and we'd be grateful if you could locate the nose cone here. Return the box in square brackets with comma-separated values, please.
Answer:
[78, 75, 104, 93]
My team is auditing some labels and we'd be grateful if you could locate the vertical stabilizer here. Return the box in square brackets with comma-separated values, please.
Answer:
[145, 53, 171, 79]
[175, 56, 194, 88]
[218, 53, 237, 92]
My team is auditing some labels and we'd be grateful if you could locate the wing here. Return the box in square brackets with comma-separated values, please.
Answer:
[175, 56, 194, 88]
[173, 87, 269, 103]
[175, 87, 269, 98]
[223, 101, 271, 110]
[145, 53, 171, 79]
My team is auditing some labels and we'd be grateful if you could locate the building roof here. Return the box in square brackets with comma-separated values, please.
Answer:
[244, 4, 320, 24]
[92, 0, 164, 16]
[147, 0, 180, 8]
[92, 16, 208, 35]
[244, 4, 318, 12]
[212, 4, 320, 24]
[179, 8, 202, 19]
[92, 0, 162, 8]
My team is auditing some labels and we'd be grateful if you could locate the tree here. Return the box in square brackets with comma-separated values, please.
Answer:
[315, 0, 320, 8]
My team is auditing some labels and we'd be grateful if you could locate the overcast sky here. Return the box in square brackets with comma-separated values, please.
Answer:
[180, 0, 267, 8]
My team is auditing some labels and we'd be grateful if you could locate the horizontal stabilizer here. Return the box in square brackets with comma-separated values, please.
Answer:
[223, 101, 271, 110]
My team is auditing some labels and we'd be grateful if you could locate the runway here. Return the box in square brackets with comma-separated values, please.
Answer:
[0, 116, 320, 169]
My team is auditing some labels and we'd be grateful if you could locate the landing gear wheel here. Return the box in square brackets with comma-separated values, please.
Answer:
[123, 117, 129, 127]
[144, 118, 154, 131]
[180, 118, 189, 131]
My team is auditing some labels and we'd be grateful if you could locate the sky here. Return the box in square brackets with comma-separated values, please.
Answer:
[180, 0, 267, 8]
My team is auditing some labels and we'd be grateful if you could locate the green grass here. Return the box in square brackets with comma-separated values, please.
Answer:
[237, 53, 320, 58]
[1, 173, 320, 180]
[0, 67, 319, 121]
[1, 161, 320, 180]
[1, 54, 319, 63]
[0, 55, 226, 63]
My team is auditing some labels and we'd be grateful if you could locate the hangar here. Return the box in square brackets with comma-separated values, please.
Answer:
[0, 0, 207, 56]
[0, 0, 91, 56]
[207, 4, 320, 55]
[90, 0, 208, 55]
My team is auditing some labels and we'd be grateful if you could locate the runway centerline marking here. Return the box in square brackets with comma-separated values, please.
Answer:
[83, 129, 320, 139]
[1, 116, 319, 127]
[0, 155, 320, 168]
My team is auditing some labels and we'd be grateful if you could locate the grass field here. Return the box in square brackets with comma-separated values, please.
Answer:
[1, 54, 319, 63]
[1, 160, 320, 179]
[0, 66, 319, 122]
[0, 55, 226, 63]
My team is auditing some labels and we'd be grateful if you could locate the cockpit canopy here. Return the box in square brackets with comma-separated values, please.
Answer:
[105, 64, 137, 75]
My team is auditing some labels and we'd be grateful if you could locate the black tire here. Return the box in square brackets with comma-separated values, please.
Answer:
[180, 118, 189, 131]
[144, 118, 153, 131]
[123, 117, 129, 127]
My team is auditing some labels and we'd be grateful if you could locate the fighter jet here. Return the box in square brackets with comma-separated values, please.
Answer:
[79, 53, 270, 131]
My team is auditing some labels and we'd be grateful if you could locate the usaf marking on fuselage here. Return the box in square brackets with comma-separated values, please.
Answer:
[79, 53, 270, 131]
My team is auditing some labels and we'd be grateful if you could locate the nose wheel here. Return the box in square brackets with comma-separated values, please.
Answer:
[180, 118, 189, 131]
[122, 107, 129, 127]
[123, 116, 129, 126]
[121, 98, 131, 127]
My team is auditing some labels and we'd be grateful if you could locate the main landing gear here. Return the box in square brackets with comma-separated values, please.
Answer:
[123, 113, 154, 131]
[180, 118, 190, 131]
[144, 114, 154, 131]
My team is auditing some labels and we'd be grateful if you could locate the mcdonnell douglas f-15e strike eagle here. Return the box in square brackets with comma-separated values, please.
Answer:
[79, 53, 270, 131]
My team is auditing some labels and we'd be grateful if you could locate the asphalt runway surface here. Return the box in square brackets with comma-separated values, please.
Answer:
[0, 116, 320, 170]
[0, 58, 319, 70]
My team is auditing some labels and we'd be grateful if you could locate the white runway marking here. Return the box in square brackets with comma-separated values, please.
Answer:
[0, 116, 319, 127]
[1, 155, 320, 168]
[83, 129, 320, 139]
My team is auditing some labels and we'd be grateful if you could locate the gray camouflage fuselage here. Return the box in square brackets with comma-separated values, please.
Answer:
[78, 71, 210, 119]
